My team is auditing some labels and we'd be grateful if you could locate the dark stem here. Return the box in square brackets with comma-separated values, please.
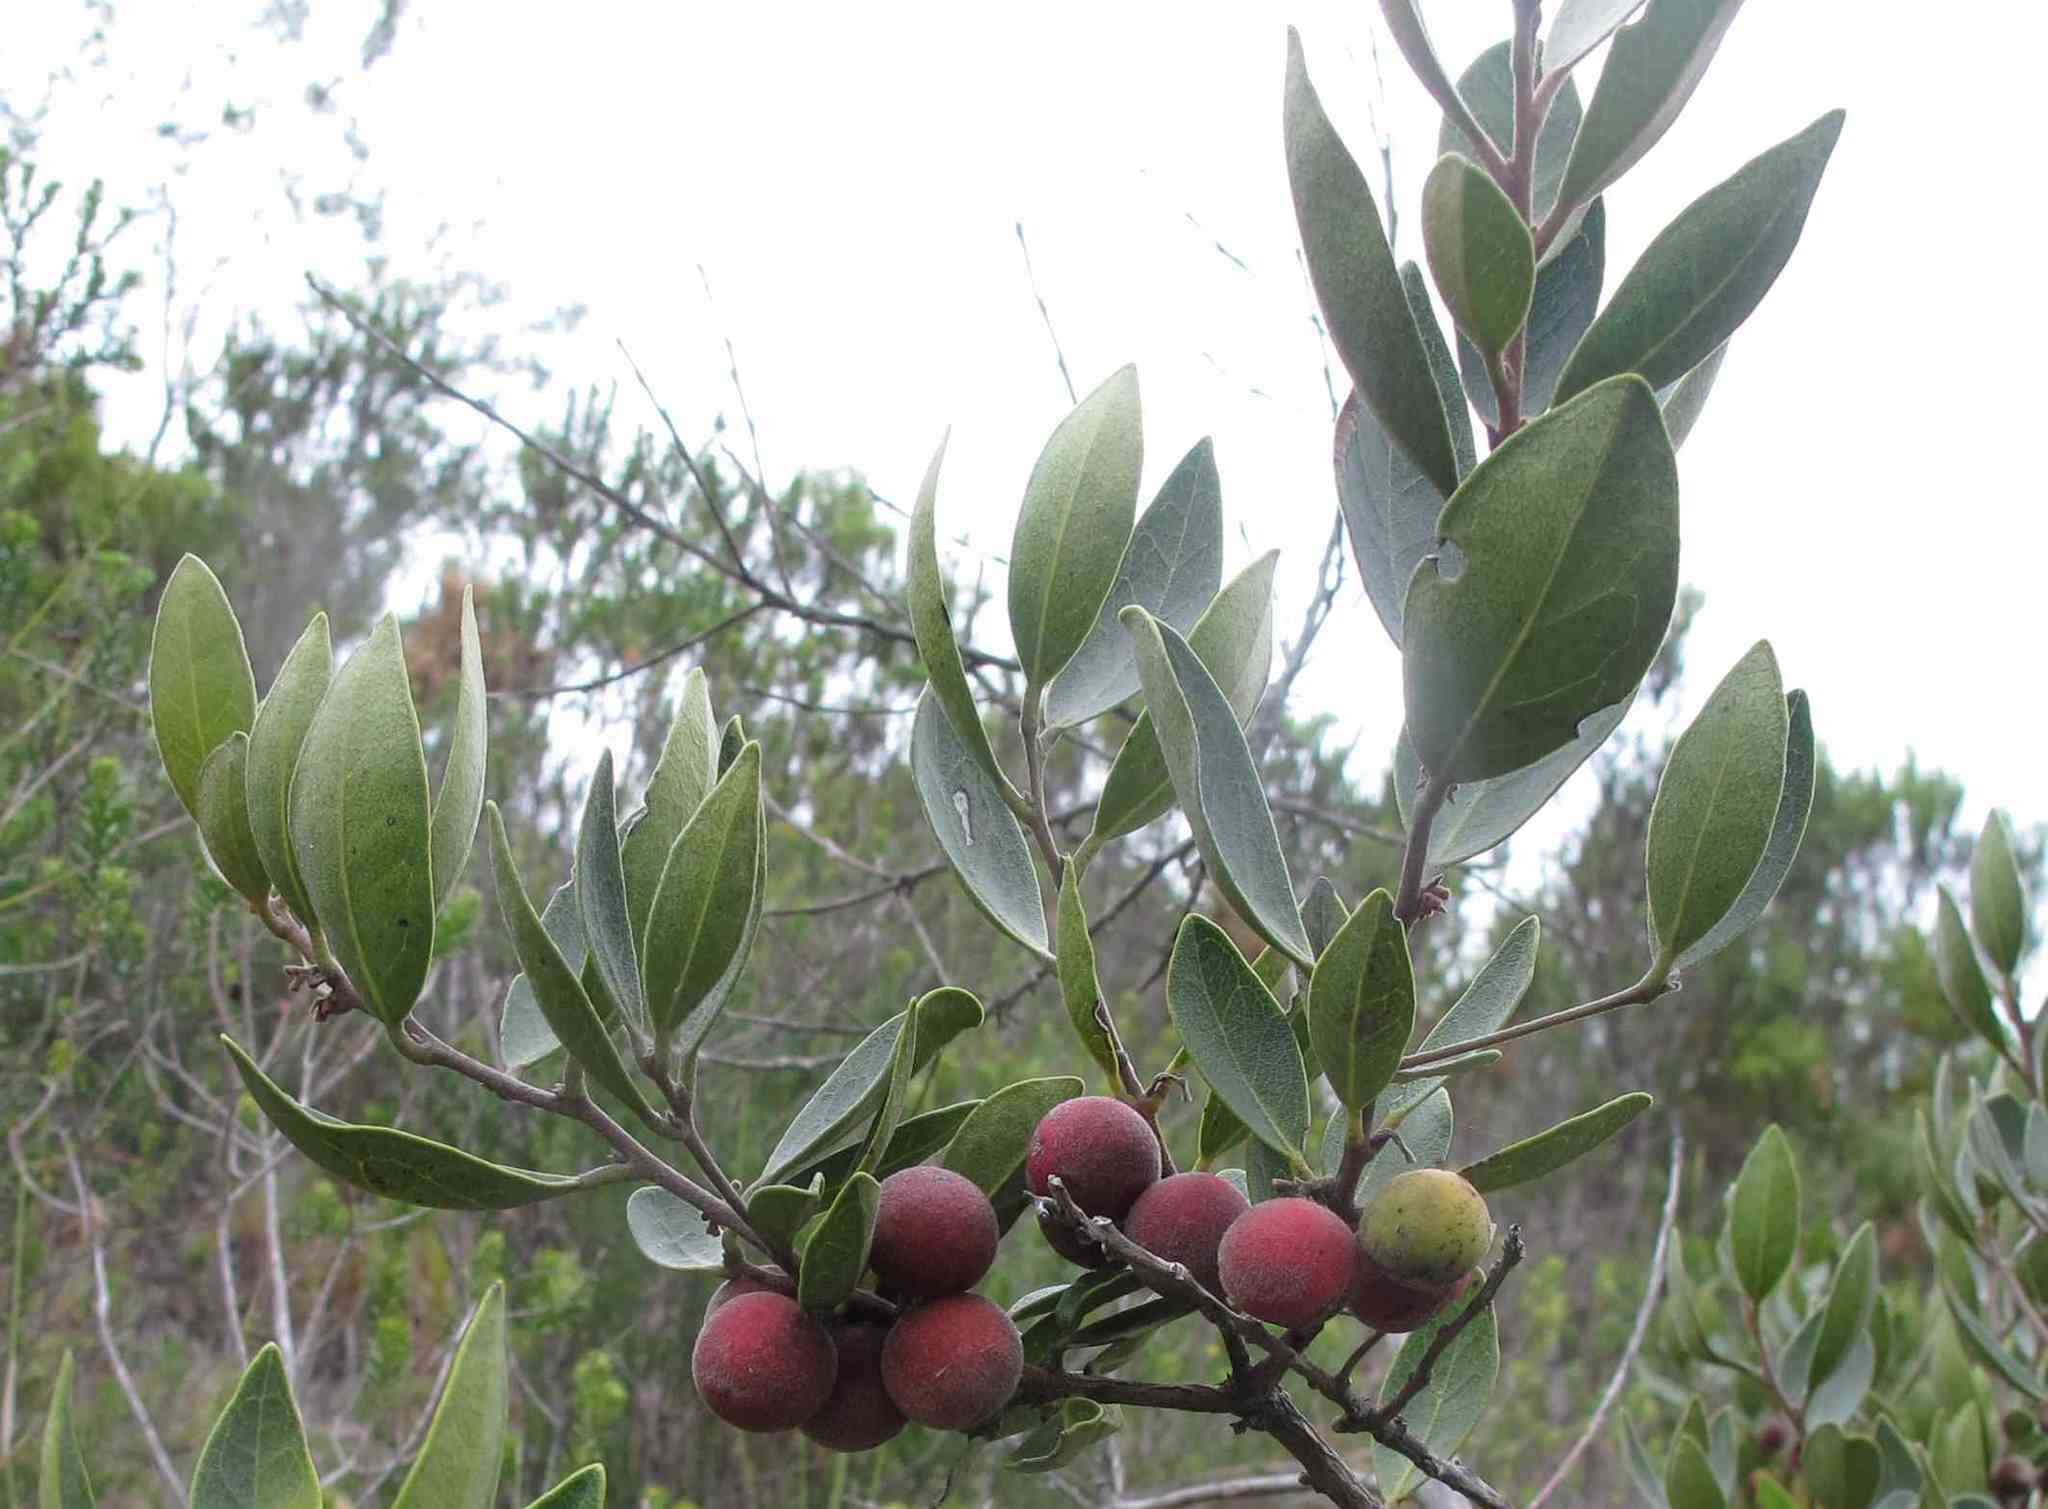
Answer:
[1367, 1227, 1524, 1424]
[1392, 772, 1452, 925]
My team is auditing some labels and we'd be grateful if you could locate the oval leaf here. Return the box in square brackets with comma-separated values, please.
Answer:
[1308, 889, 1415, 1111]
[501, 875, 581, 1069]
[798, 1171, 881, 1314]
[1461, 1092, 1651, 1193]
[912, 690, 1050, 959]
[1971, 809, 2028, 978]
[853, 997, 921, 1178]
[244, 613, 331, 926]
[1728, 1124, 1801, 1301]
[748, 1178, 823, 1251]
[1124, 610, 1310, 965]
[625, 1186, 725, 1271]
[1439, 38, 1586, 227]
[621, 667, 716, 949]
[525, 1465, 606, 1509]
[1462, 200, 1605, 426]
[1664, 1435, 1728, 1509]
[1056, 868, 1121, 1087]
[1936, 886, 2008, 1051]
[795, 1100, 983, 1193]
[39, 1351, 94, 1509]
[1808, 1222, 1877, 1392]
[196, 734, 271, 903]
[1166, 916, 1309, 1168]
[1556, 111, 1844, 402]
[1402, 375, 1678, 784]
[1660, 343, 1727, 449]
[576, 751, 648, 1041]
[1044, 436, 1223, 728]
[1422, 153, 1534, 361]
[907, 434, 1010, 792]
[392, 1283, 507, 1509]
[223, 1035, 602, 1209]
[288, 615, 434, 1025]
[187, 1344, 319, 1509]
[1302, 877, 1349, 959]
[149, 554, 257, 818]
[1373, 1302, 1499, 1501]
[1546, 0, 1650, 76]
[1646, 642, 1790, 970]
[941, 1077, 1085, 1196]
[1418, 916, 1539, 1055]
[1285, 28, 1458, 496]
[428, 585, 487, 908]
[641, 741, 764, 1034]
[1008, 365, 1142, 687]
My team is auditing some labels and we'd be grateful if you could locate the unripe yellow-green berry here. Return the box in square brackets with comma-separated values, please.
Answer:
[1358, 1169, 1493, 1290]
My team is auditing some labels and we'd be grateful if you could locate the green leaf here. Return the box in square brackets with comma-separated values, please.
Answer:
[1285, 28, 1458, 497]
[392, 1283, 507, 1509]
[1674, 689, 1815, 968]
[288, 615, 434, 1025]
[224, 1035, 600, 1209]
[641, 742, 764, 1035]
[1728, 1125, 1800, 1301]
[525, 1465, 606, 1509]
[755, 991, 984, 1187]
[1009, 365, 1143, 687]
[1166, 916, 1310, 1168]
[1809, 1222, 1877, 1392]
[1931, 1403, 1989, 1499]
[1463, 201, 1605, 427]
[1546, 0, 1649, 76]
[1302, 877, 1349, 959]
[1125, 609, 1309, 966]
[907, 434, 1010, 792]
[1422, 154, 1534, 362]
[621, 668, 716, 950]
[1394, 696, 1635, 866]
[1619, 1410, 1671, 1509]
[1556, 0, 1746, 214]
[912, 690, 1051, 960]
[1402, 375, 1678, 783]
[1198, 1088, 1250, 1167]
[487, 805, 655, 1119]
[748, 1178, 823, 1251]
[575, 752, 649, 1043]
[187, 1344, 319, 1509]
[39, 1351, 94, 1509]
[793, 1100, 982, 1193]
[1944, 1284, 2046, 1401]
[1461, 1092, 1651, 1193]
[1935, 887, 2008, 1051]
[1646, 642, 1792, 969]
[501, 876, 580, 1068]
[1440, 38, 1586, 227]
[1005, 1399, 1123, 1473]
[1660, 344, 1727, 449]
[853, 997, 921, 1178]
[1556, 111, 1845, 403]
[1045, 437, 1223, 728]
[624, 1187, 724, 1271]
[244, 613, 331, 926]
[1088, 552, 1276, 849]
[1971, 809, 2028, 977]
[1373, 1301, 1499, 1501]
[798, 1172, 880, 1313]
[149, 554, 257, 818]
[195, 734, 270, 903]
[942, 1077, 1084, 1196]
[1308, 889, 1414, 1111]
[1056, 868, 1120, 1087]
[428, 584, 487, 908]
[717, 714, 744, 776]
[1665, 1436, 1728, 1509]
[1803, 1424, 1881, 1509]
[1417, 916, 1539, 1055]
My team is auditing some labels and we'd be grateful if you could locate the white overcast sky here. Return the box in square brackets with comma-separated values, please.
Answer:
[12, 2, 2047, 844]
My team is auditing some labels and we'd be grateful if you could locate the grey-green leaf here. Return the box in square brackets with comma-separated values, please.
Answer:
[1088, 552, 1276, 848]
[1647, 642, 1790, 970]
[641, 742, 764, 1034]
[912, 690, 1051, 960]
[1440, 39, 1587, 227]
[39, 1351, 94, 1509]
[1462, 1092, 1651, 1193]
[149, 554, 257, 819]
[288, 615, 435, 1025]
[392, 1283, 507, 1509]
[1373, 1302, 1499, 1501]
[749, 1178, 824, 1251]
[428, 584, 487, 908]
[1402, 375, 1678, 784]
[1546, 0, 1649, 76]
[187, 1344, 319, 1509]
[794, 1101, 983, 1194]
[1660, 343, 1727, 449]
[1008, 365, 1143, 687]
[196, 734, 271, 903]
[224, 1035, 604, 1209]
[1308, 889, 1414, 1112]
[1166, 916, 1309, 1168]
[1728, 1124, 1800, 1301]
[907, 434, 1009, 792]
[1286, 28, 1458, 496]
[1674, 688, 1814, 969]
[1056, 867, 1120, 1087]
[1045, 436, 1223, 728]
[487, 804, 655, 1119]
[1809, 1222, 1877, 1392]
[942, 1077, 1084, 1196]
[1302, 878, 1349, 959]
[798, 1172, 881, 1314]
[1970, 809, 2027, 977]
[502, 876, 581, 1068]
[525, 1465, 606, 1509]
[244, 613, 331, 925]
[1556, 0, 1747, 214]
[1935, 887, 2008, 1051]
[1422, 153, 1534, 361]
[625, 1187, 725, 1271]
[1419, 916, 1540, 1055]
[1555, 111, 1844, 403]
[1125, 610, 1310, 966]
[854, 998, 920, 1178]
[1665, 1435, 1729, 1509]
[576, 752, 648, 1042]
[621, 668, 716, 950]
[1945, 1285, 2047, 1401]
[1463, 201, 1605, 426]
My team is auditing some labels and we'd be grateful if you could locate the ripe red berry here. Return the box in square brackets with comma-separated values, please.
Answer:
[869, 1165, 999, 1298]
[1123, 1171, 1251, 1295]
[880, 1294, 1024, 1431]
[691, 1290, 836, 1433]
[1349, 1251, 1473, 1333]
[1037, 1207, 1112, 1269]
[801, 1321, 906, 1453]
[1218, 1197, 1357, 1328]
[1026, 1096, 1161, 1220]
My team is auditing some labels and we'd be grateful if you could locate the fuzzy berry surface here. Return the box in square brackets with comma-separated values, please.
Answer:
[691, 1290, 837, 1433]
[879, 1293, 1024, 1431]
[1026, 1096, 1161, 1219]
[1123, 1171, 1250, 1296]
[1217, 1197, 1357, 1328]
[869, 1165, 999, 1298]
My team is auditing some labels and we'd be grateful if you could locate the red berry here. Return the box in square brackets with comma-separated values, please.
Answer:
[1217, 1198, 1357, 1328]
[870, 1165, 999, 1298]
[1027, 1097, 1161, 1220]
[691, 1291, 836, 1432]
[880, 1294, 1023, 1431]
[1036, 1208, 1112, 1270]
[1349, 1252, 1472, 1333]
[1123, 1172, 1250, 1296]
[802, 1321, 906, 1453]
